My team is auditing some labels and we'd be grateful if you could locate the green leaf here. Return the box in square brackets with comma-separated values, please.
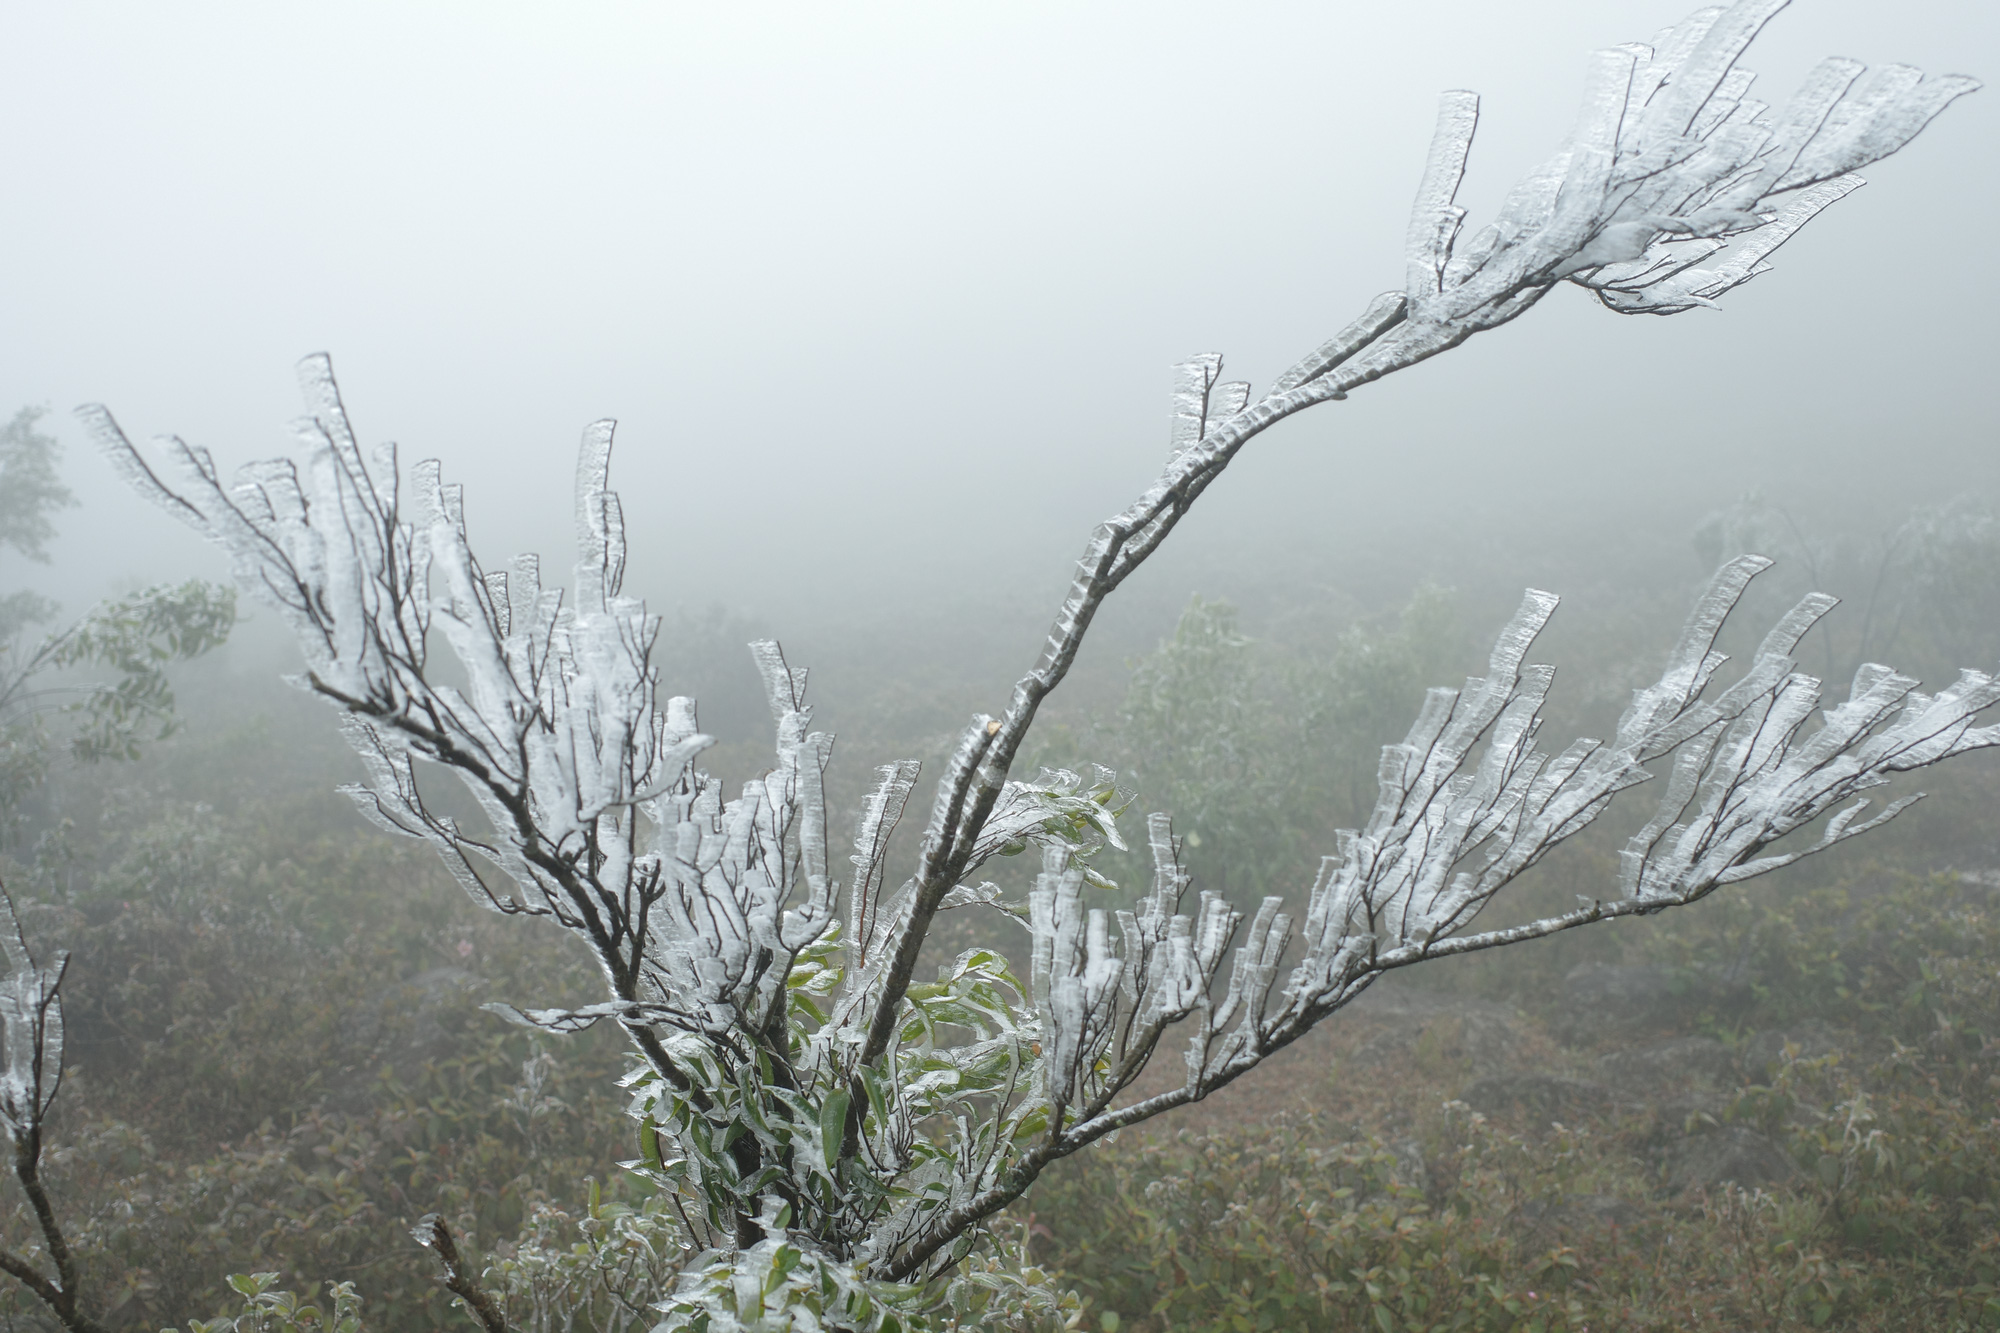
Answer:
[821, 1088, 852, 1172]
[859, 1063, 892, 1129]
[1011, 1103, 1050, 1141]
[638, 1115, 665, 1171]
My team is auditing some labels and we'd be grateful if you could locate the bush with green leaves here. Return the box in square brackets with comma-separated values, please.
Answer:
[172, 1273, 365, 1333]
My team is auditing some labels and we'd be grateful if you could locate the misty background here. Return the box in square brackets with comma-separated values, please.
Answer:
[2, 0, 1995, 791]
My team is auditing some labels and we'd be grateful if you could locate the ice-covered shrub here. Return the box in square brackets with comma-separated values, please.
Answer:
[10, 2, 1982, 1328]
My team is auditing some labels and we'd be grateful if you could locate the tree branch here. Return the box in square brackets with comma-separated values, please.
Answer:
[0, 882, 104, 1333]
[413, 1214, 509, 1333]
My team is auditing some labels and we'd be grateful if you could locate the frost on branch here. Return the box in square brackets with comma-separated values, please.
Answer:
[0, 883, 103, 1333]
[1145, 558, 2000, 1085]
[1248, 0, 1982, 424]
[1408, 0, 1979, 319]
[0, 888, 63, 1149]
[76, 0, 1981, 1319]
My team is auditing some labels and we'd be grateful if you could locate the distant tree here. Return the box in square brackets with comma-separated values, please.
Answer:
[1112, 596, 1276, 895]
[1696, 492, 2000, 685]
[0, 409, 72, 564]
[0, 408, 236, 837]
[1288, 584, 1467, 835]
[1105, 586, 1463, 899]
[12, 3, 1988, 1329]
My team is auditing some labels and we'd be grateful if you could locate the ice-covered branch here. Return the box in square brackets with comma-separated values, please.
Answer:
[83, 364, 857, 1230]
[1273, 558, 1997, 1014]
[1019, 558, 2000, 1138]
[858, 0, 1979, 1071]
[877, 552, 2000, 1282]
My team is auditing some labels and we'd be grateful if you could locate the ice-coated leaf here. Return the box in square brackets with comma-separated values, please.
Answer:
[1636, 0, 1785, 144]
[1406, 91, 1479, 302]
[850, 759, 921, 966]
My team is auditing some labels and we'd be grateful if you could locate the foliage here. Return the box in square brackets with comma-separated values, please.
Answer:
[1695, 493, 2000, 688]
[14, 762, 1997, 1331]
[0, 407, 73, 824]
[0, 574, 235, 845]
[1292, 583, 1466, 825]
[481, 1192, 1078, 1333]
[1637, 868, 2000, 1049]
[0, 772, 636, 1331]
[1112, 597, 1271, 874]
[0, 404, 236, 837]
[41, 581, 237, 763]
[1034, 1113, 1596, 1333]
[482, 1190, 690, 1333]
[173, 1272, 365, 1333]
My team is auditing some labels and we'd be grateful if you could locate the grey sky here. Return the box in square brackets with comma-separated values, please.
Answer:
[2, 1, 1993, 646]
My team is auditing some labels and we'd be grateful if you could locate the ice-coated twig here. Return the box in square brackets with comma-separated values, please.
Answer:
[0, 889, 63, 1146]
[0, 882, 108, 1333]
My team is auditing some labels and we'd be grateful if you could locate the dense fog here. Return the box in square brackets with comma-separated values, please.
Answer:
[4, 1, 1995, 680]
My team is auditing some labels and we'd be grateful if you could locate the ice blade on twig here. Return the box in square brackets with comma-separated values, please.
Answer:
[851, 760, 921, 967]
[1407, 92, 1479, 303]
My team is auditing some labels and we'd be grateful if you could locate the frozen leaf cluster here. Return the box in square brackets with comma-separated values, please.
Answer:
[482, 1194, 690, 1333]
[1407, 1, 1979, 320]
[650, 1201, 1074, 1333]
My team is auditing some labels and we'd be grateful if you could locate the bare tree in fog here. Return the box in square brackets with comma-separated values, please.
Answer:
[30, 2, 1987, 1328]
